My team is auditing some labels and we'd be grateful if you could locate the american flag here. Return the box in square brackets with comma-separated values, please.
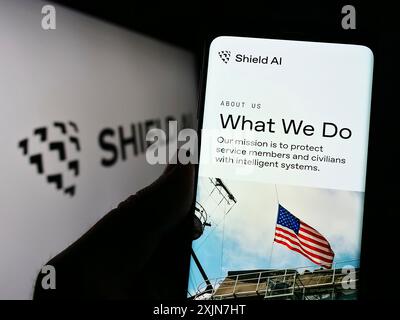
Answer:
[274, 204, 335, 269]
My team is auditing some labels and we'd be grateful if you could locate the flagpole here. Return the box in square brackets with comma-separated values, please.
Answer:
[274, 184, 279, 204]
[268, 242, 275, 268]
[269, 184, 280, 269]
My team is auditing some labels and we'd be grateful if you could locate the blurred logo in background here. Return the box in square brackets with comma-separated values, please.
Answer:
[18, 121, 81, 197]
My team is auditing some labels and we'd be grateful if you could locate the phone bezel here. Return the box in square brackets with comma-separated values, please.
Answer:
[186, 32, 376, 299]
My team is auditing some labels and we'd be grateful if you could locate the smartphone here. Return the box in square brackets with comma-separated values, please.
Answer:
[187, 35, 374, 300]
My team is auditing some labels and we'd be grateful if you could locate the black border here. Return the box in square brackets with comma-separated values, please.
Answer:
[188, 32, 377, 300]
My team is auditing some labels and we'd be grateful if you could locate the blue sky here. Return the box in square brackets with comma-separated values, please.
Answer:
[188, 177, 363, 296]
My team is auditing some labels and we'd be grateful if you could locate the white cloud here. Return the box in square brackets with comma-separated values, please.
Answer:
[195, 177, 364, 273]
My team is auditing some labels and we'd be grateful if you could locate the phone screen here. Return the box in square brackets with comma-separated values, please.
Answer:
[187, 36, 373, 300]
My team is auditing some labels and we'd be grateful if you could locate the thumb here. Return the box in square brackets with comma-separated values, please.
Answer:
[117, 162, 195, 232]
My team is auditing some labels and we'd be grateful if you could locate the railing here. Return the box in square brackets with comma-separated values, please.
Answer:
[194, 259, 359, 300]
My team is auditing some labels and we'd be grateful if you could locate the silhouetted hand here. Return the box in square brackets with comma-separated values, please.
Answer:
[33, 163, 195, 299]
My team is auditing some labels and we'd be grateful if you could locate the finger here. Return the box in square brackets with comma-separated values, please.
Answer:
[118, 162, 195, 231]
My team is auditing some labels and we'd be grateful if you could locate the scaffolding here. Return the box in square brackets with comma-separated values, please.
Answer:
[191, 177, 238, 292]
[193, 178, 237, 239]
[194, 260, 359, 300]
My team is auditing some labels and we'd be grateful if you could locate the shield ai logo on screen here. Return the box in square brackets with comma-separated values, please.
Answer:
[18, 121, 81, 197]
[218, 50, 231, 64]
